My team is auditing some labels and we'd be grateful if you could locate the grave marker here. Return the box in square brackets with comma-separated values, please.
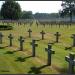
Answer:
[40, 30, 45, 40]
[18, 36, 25, 51]
[59, 23, 60, 28]
[43, 24, 45, 28]
[71, 34, 75, 47]
[8, 34, 13, 46]
[0, 32, 3, 44]
[54, 32, 61, 43]
[65, 53, 75, 74]
[45, 44, 55, 66]
[28, 29, 32, 38]
[30, 40, 38, 57]
[36, 21, 39, 27]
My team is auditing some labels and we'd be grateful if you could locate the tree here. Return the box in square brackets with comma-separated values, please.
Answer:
[21, 11, 34, 19]
[60, 0, 75, 23]
[1, 1, 21, 20]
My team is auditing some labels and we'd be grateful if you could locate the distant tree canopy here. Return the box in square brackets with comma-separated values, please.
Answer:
[60, 0, 75, 22]
[34, 13, 59, 20]
[1, 1, 21, 20]
[21, 11, 34, 19]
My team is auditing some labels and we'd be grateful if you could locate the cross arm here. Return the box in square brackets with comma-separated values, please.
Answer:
[35, 44, 38, 47]
[51, 50, 55, 54]
[65, 56, 69, 62]
[45, 48, 48, 51]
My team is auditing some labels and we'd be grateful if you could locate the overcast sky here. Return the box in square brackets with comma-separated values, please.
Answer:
[0, 1, 62, 14]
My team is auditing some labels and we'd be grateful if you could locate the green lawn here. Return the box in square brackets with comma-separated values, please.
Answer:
[0, 21, 75, 74]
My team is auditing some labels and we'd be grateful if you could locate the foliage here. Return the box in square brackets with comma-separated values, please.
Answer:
[21, 11, 34, 19]
[60, 0, 75, 22]
[34, 13, 59, 20]
[1, 1, 21, 20]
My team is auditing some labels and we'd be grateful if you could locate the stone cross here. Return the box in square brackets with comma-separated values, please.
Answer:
[40, 30, 45, 40]
[54, 32, 61, 43]
[0, 32, 3, 44]
[28, 29, 32, 38]
[36, 21, 39, 27]
[71, 34, 75, 47]
[8, 34, 13, 46]
[65, 53, 75, 74]
[18, 36, 25, 51]
[45, 44, 55, 66]
[30, 40, 38, 57]
[51, 23, 52, 28]
[43, 24, 45, 28]
[59, 23, 60, 28]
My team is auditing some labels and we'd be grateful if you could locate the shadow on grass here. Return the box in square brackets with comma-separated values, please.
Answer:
[65, 46, 72, 50]
[5, 50, 17, 54]
[52, 65, 75, 74]
[48, 42, 55, 45]
[53, 41, 61, 44]
[59, 67, 75, 74]
[28, 64, 48, 74]
[0, 46, 9, 49]
[15, 56, 32, 62]
[59, 67, 68, 74]
[1, 70, 9, 72]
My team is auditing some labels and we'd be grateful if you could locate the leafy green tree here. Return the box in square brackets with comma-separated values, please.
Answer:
[21, 11, 34, 19]
[60, 0, 75, 22]
[1, 1, 21, 20]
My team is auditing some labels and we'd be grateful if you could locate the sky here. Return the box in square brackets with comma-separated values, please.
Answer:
[0, 1, 62, 14]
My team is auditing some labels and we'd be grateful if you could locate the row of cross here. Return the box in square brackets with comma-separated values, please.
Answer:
[0, 32, 75, 74]
[1, 29, 75, 46]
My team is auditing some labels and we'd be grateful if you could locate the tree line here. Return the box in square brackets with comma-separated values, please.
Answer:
[0, 0, 75, 23]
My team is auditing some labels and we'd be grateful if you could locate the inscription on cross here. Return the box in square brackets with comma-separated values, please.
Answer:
[30, 40, 38, 57]
[40, 30, 45, 40]
[8, 34, 13, 46]
[0, 32, 3, 44]
[18, 36, 25, 51]
[45, 44, 55, 66]
[54, 32, 61, 43]
[65, 53, 75, 74]
[71, 34, 75, 47]
[28, 29, 32, 38]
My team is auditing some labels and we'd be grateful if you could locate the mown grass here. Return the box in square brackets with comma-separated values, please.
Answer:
[0, 22, 75, 74]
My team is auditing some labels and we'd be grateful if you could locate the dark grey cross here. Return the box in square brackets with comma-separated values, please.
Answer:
[0, 32, 3, 44]
[18, 36, 25, 51]
[28, 29, 32, 38]
[70, 23, 71, 27]
[36, 21, 39, 27]
[59, 23, 60, 28]
[54, 32, 61, 43]
[45, 44, 55, 66]
[71, 34, 75, 47]
[65, 53, 75, 74]
[30, 40, 38, 57]
[8, 34, 13, 46]
[51, 24, 52, 28]
[40, 30, 45, 40]
[43, 24, 45, 28]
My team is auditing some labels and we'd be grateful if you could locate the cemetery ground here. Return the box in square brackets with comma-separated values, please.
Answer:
[0, 22, 75, 74]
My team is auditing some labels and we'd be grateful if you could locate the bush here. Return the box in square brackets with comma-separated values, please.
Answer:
[0, 25, 13, 30]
